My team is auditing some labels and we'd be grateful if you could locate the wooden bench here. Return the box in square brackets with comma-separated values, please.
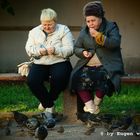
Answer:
[121, 74, 140, 84]
[0, 73, 140, 83]
[0, 73, 140, 123]
[0, 73, 26, 82]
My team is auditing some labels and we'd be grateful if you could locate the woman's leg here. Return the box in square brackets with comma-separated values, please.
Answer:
[49, 61, 72, 105]
[77, 90, 92, 103]
[27, 64, 50, 108]
[93, 68, 115, 114]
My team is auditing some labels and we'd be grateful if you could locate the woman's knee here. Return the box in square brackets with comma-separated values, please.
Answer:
[27, 75, 42, 87]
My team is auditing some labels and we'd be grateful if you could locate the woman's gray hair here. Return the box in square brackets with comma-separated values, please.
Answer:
[40, 8, 57, 21]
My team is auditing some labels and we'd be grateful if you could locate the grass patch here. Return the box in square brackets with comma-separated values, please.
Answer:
[0, 83, 63, 112]
[0, 83, 140, 114]
[101, 84, 140, 114]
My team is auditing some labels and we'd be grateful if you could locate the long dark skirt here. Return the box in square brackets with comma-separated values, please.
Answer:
[71, 66, 115, 97]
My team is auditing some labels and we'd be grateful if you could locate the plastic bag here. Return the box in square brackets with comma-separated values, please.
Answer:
[17, 61, 33, 77]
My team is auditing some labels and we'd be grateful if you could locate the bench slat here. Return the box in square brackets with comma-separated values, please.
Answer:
[0, 73, 140, 83]
[121, 76, 140, 83]
[0, 73, 26, 81]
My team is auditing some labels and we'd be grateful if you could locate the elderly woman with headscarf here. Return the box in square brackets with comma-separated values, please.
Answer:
[69, 1, 124, 117]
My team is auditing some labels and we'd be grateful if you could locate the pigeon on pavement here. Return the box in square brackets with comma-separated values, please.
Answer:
[57, 125, 64, 133]
[12, 111, 28, 127]
[35, 125, 48, 140]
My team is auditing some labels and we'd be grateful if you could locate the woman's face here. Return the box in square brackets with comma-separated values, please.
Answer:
[41, 20, 56, 34]
[85, 16, 102, 30]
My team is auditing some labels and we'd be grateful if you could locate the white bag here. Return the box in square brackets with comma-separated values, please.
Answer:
[17, 61, 33, 77]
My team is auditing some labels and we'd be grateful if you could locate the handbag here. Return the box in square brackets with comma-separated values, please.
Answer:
[17, 60, 33, 77]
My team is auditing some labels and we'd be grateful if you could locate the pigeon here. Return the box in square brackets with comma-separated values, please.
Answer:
[41, 113, 56, 128]
[84, 126, 95, 135]
[108, 115, 132, 131]
[35, 125, 48, 140]
[26, 117, 40, 130]
[12, 111, 28, 127]
[119, 116, 132, 130]
[108, 119, 122, 131]
[76, 112, 90, 122]
[57, 125, 64, 133]
[88, 113, 101, 123]
[100, 114, 114, 124]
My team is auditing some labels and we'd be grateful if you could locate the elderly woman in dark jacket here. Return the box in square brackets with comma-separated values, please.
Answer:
[69, 1, 124, 115]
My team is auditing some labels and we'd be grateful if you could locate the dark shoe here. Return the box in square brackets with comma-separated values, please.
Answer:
[88, 113, 101, 122]
[77, 112, 102, 123]
[76, 112, 91, 122]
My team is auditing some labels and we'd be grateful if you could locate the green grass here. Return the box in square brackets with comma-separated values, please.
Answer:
[101, 84, 140, 114]
[0, 83, 63, 112]
[0, 83, 140, 114]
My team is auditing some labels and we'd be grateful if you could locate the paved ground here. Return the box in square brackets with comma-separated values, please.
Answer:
[1, 121, 140, 140]
[0, 112, 140, 140]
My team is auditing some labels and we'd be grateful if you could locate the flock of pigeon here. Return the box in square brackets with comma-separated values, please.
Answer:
[77, 111, 140, 135]
[1, 111, 140, 139]
[13, 111, 49, 140]
[10, 111, 64, 140]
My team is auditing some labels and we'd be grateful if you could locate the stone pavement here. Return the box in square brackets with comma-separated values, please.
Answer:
[0, 112, 140, 140]
[0, 119, 140, 140]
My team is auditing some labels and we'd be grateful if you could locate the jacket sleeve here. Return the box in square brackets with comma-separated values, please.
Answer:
[25, 30, 42, 57]
[54, 26, 74, 58]
[74, 30, 95, 59]
[74, 34, 85, 59]
[104, 22, 121, 49]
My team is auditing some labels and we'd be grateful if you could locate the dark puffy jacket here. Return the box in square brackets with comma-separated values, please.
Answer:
[69, 18, 124, 93]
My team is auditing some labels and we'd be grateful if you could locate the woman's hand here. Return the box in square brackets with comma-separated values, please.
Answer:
[83, 50, 92, 58]
[89, 28, 99, 38]
[89, 28, 105, 46]
[39, 48, 48, 56]
[47, 47, 55, 55]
